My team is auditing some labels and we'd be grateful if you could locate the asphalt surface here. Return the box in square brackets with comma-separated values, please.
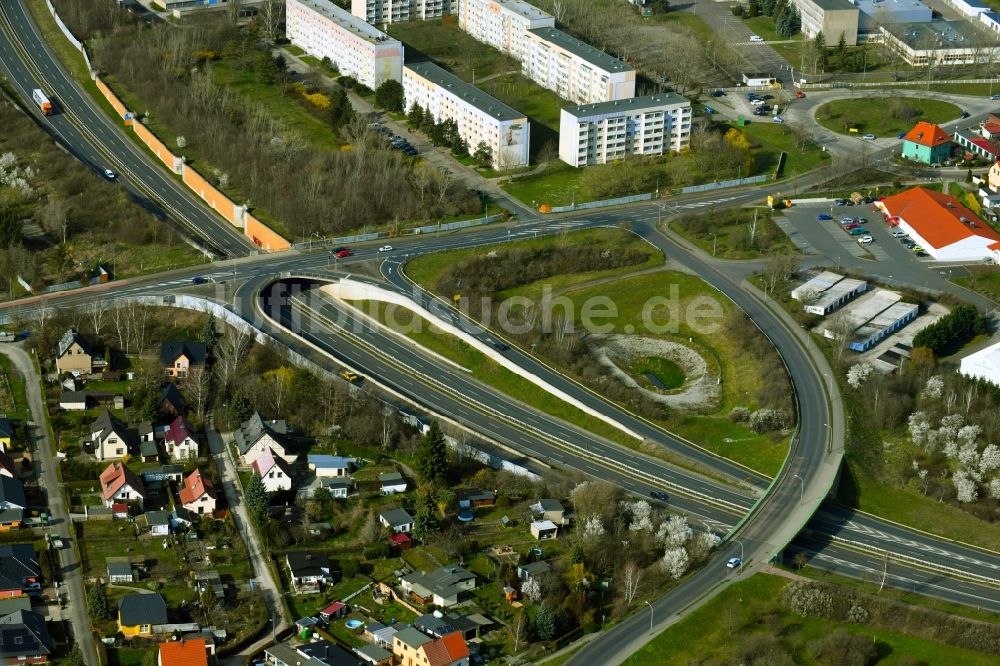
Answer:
[0, 344, 99, 666]
[0, 0, 255, 257]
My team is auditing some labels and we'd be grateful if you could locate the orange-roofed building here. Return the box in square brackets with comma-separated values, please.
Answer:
[178, 469, 216, 516]
[875, 187, 1000, 262]
[100, 462, 145, 509]
[157, 638, 208, 666]
[901, 121, 953, 165]
[422, 631, 471, 666]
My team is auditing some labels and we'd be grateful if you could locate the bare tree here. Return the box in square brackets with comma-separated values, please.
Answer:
[40, 197, 70, 245]
[185, 367, 212, 420]
[215, 328, 253, 392]
[227, 0, 246, 26]
[620, 560, 643, 604]
[510, 611, 527, 654]
[259, 0, 284, 43]
[87, 300, 107, 339]
[380, 406, 396, 452]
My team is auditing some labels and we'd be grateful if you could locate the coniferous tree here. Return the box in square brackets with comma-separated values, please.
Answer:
[88, 583, 112, 621]
[244, 472, 271, 525]
[415, 421, 449, 486]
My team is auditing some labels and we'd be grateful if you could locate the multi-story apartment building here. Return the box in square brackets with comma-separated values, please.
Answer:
[524, 27, 635, 104]
[793, 0, 859, 46]
[558, 93, 692, 167]
[456, 0, 555, 63]
[403, 62, 530, 169]
[351, 0, 450, 25]
[287, 0, 403, 91]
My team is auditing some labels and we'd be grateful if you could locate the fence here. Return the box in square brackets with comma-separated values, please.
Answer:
[547, 192, 653, 213]
[44, 0, 91, 74]
[293, 214, 504, 250]
[800, 77, 1000, 90]
[678, 174, 770, 195]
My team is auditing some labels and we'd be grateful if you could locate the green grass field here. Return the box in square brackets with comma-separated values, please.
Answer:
[815, 97, 962, 137]
[953, 266, 1000, 303]
[740, 16, 804, 43]
[625, 573, 1000, 665]
[631, 356, 686, 390]
[738, 120, 831, 179]
[669, 208, 797, 261]
[501, 162, 584, 209]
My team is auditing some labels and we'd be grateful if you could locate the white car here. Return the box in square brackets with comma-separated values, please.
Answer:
[858, 235, 874, 244]
[862, 133, 877, 140]
[772, 116, 784, 124]
[103, 169, 117, 180]
[891, 230, 906, 238]
[751, 99, 765, 106]
[749, 35, 764, 43]
[726, 557, 742, 569]
[378, 245, 393, 252]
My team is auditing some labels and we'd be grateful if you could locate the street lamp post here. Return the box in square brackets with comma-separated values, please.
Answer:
[793, 473, 804, 502]
[644, 600, 653, 633]
[735, 540, 745, 572]
[711, 232, 717, 257]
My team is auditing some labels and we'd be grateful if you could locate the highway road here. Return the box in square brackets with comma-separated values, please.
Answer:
[0, 1, 255, 257]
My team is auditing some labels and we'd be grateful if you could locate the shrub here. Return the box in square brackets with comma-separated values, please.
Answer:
[749, 408, 788, 433]
[783, 581, 834, 617]
[729, 406, 751, 422]
[912, 304, 986, 356]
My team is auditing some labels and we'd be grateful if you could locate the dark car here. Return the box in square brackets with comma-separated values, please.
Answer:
[960, 111, 970, 118]
[493, 341, 510, 352]
[816, 213, 833, 221]
[834, 198, 848, 206]
[191, 277, 208, 285]
[650, 490, 669, 502]
[711, 90, 726, 97]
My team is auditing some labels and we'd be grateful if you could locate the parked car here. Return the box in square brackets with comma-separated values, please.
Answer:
[650, 490, 669, 502]
[191, 276, 208, 285]
[339, 369, 359, 382]
[862, 133, 876, 140]
[749, 35, 764, 42]
[912, 245, 925, 252]
[711, 90, 725, 97]
[854, 217, 867, 224]
[795, 90, 806, 98]
[703, 106, 716, 114]
[840, 218, 855, 225]
[751, 99, 765, 106]
[816, 213, 833, 221]
[916, 251, 929, 257]
[726, 557, 743, 568]
[858, 235, 874, 244]
[848, 227, 867, 235]
[992, 94, 1000, 100]
[834, 198, 848, 206]
[891, 230, 907, 238]
[897, 131, 906, 139]
[845, 223, 860, 231]
[772, 116, 784, 124]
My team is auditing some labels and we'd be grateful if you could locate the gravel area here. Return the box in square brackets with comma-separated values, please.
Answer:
[591, 334, 720, 410]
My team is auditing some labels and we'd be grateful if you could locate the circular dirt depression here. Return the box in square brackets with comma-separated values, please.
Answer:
[591, 334, 720, 409]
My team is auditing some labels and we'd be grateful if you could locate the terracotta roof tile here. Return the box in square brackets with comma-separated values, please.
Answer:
[158, 638, 207, 666]
[903, 121, 951, 148]
[876, 187, 1000, 250]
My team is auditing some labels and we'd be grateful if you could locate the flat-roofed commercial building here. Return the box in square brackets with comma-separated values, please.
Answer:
[854, 0, 931, 32]
[523, 27, 635, 104]
[558, 93, 691, 167]
[880, 20, 999, 66]
[793, 0, 859, 45]
[350, 0, 450, 25]
[457, 0, 555, 63]
[403, 62, 530, 169]
[287, 0, 403, 90]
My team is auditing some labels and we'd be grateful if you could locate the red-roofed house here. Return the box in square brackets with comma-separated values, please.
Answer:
[954, 129, 1000, 160]
[875, 187, 1000, 262]
[389, 533, 412, 550]
[100, 462, 145, 509]
[178, 469, 216, 515]
[164, 416, 198, 463]
[422, 631, 471, 666]
[981, 122, 1000, 141]
[157, 637, 208, 666]
[902, 121, 952, 165]
[252, 448, 292, 492]
[319, 601, 347, 622]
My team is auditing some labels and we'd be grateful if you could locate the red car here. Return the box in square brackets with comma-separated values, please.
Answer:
[845, 223, 859, 231]
[334, 247, 351, 258]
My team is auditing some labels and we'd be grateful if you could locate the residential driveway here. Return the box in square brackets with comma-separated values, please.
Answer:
[206, 425, 288, 665]
[0, 344, 98, 666]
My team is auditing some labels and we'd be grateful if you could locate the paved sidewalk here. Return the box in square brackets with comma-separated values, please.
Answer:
[0, 344, 98, 666]
[206, 425, 288, 665]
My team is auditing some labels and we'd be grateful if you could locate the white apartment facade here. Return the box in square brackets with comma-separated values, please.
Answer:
[524, 27, 635, 104]
[404, 62, 530, 169]
[287, 0, 403, 91]
[457, 0, 555, 63]
[351, 0, 450, 24]
[558, 93, 692, 167]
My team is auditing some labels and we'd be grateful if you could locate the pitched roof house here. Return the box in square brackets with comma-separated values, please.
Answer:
[118, 593, 167, 637]
[54, 327, 93, 376]
[0, 609, 53, 663]
[179, 469, 217, 515]
[100, 462, 145, 509]
[902, 121, 953, 165]
[252, 448, 293, 493]
[157, 637, 209, 666]
[234, 413, 292, 465]
[530, 499, 566, 524]
[160, 342, 208, 381]
[378, 472, 407, 495]
[157, 383, 188, 419]
[378, 508, 414, 534]
[285, 552, 333, 593]
[164, 416, 198, 462]
[399, 566, 476, 608]
[0, 545, 39, 597]
[393, 628, 469, 666]
[90, 410, 134, 461]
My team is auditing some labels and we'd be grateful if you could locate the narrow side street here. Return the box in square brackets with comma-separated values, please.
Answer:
[0, 343, 98, 666]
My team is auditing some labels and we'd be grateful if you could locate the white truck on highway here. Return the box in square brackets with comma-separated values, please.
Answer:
[32, 88, 53, 115]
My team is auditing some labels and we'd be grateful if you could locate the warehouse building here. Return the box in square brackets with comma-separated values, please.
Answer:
[792, 0, 859, 46]
[880, 20, 998, 66]
[403, 62, 530, 169]
[875, 187, 1000, 262]
[287, 0, 403, 91]
[791, 271, 868, 316]
[524, 28, 635, 104]
[558, 93, 692, 167]
[854, 0, 931, 32]
[457, 0, 555, 64]
[822, 289, 901, 340]
[849, 301, 919, 352]
[960, 339, 1000, 385]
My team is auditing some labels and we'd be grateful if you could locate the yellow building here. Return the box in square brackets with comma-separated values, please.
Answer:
[118, 593, 167, 637]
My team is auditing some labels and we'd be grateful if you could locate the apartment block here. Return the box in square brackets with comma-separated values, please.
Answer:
[403, 62, 530, 169]
[456, 0, 555, 63]
[351, 0, 450, 24]
[793, 0, 859, 46]
[524, 27, 635, 104]
[558, 93, 692, 167]
[287, 0, 403, 91]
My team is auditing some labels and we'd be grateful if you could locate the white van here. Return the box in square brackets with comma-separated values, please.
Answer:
[749, 35, 764, 43]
